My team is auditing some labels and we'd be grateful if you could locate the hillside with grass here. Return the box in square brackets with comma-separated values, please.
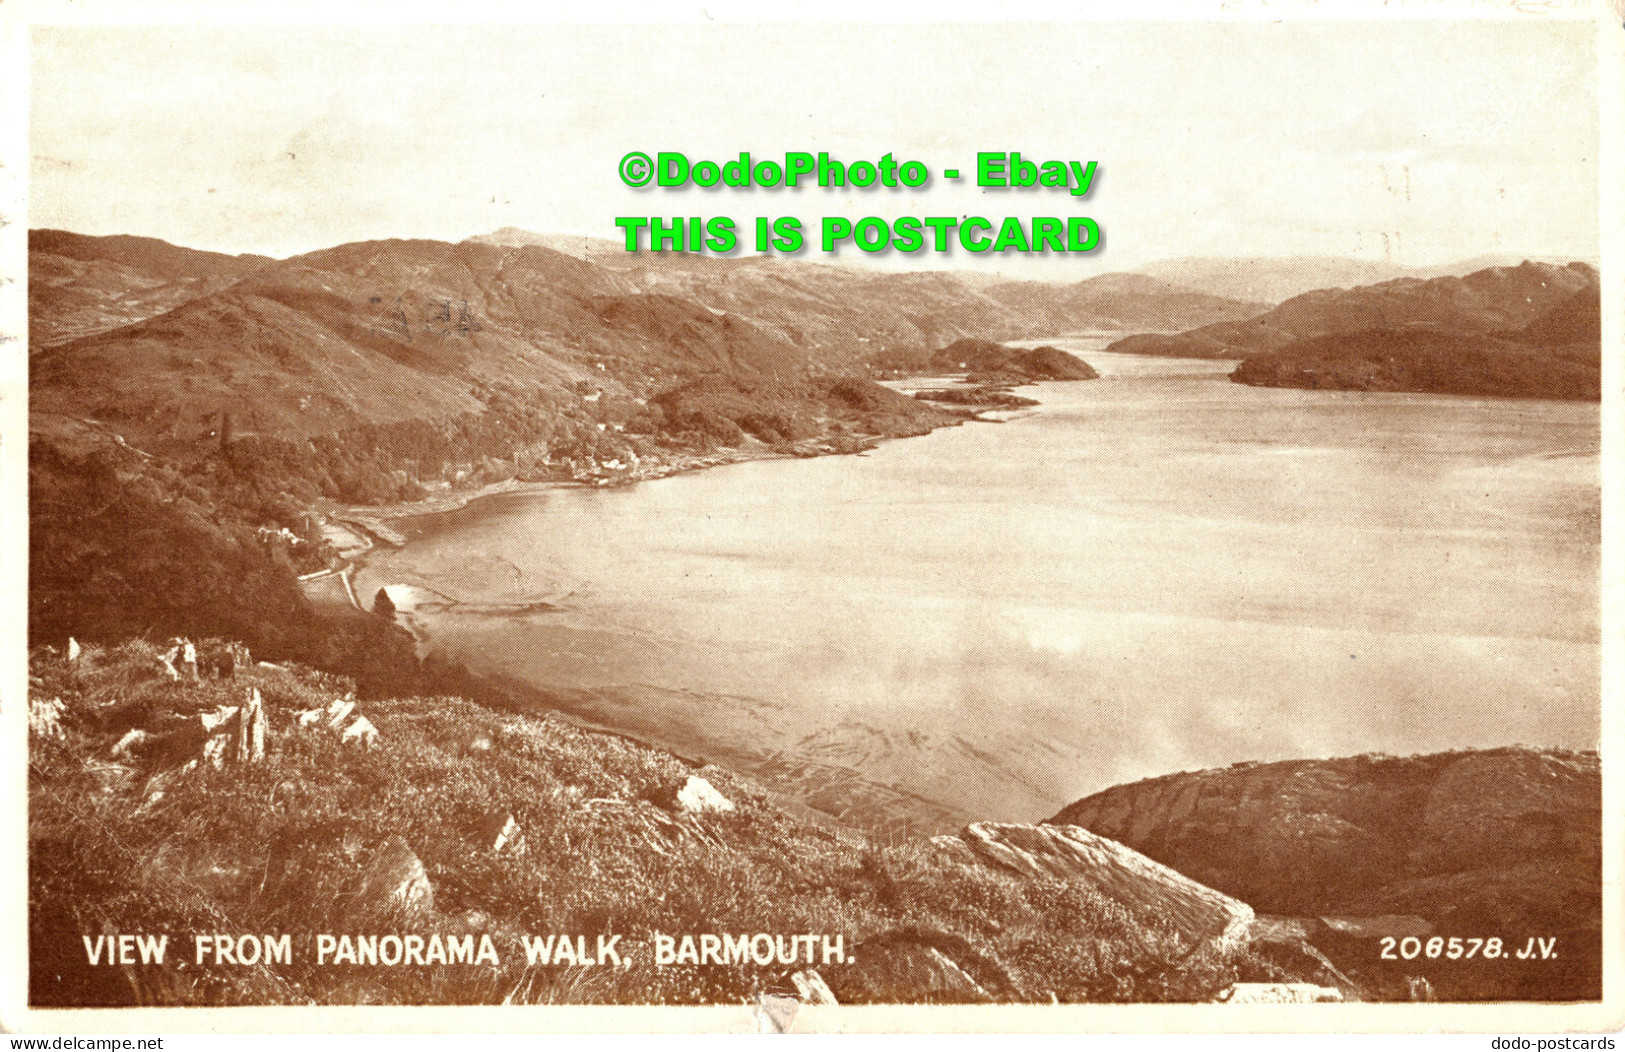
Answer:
[30, 641, 1305, 1007]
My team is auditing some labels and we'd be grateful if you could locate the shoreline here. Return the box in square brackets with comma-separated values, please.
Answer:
[326, 372, 1051, 553]
[301, 371, 1060, 741]
[288, 360, 1596, 839]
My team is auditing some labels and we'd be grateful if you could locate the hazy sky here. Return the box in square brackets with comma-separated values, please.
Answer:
[29, 19, 1601, 275]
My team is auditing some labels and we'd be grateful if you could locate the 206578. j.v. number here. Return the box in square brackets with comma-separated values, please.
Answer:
[1379, 937, 1561, 961]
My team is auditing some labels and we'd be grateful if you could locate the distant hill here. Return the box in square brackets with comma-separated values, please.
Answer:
[473, 227, 1266, 342]
[1510, 283, 1601, 347]
[1107, 261, 1600, 401]
[1136, 254, 1588, 305]
[29, 229, 275, 347]
[984, 273, 1267, 333]
[871, 337, 1099, 383]
[30, 235, 943, 460]
[468, 226, 628, 260]
[29, 227, 1261, 473]
[1228, 328, 1601, 401]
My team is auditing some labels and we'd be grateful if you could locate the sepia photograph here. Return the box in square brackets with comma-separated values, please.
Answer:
[4, 0, 1619, 1033]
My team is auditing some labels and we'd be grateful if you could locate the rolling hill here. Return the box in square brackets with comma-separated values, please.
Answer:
[1135, 254, 1590, 305]
[43, 227, 1259, 672]
[1106, 261, 1601, 400]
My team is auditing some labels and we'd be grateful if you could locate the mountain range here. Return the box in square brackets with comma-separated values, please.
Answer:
[29, 228, 1263, 468]
[1135, 253, 1593, 304]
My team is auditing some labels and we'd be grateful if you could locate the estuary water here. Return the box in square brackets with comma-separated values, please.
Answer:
[353, 343, 1600, 826]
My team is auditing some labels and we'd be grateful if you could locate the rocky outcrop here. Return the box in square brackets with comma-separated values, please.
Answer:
[477, 813, 520, 854]
[236, 689, 267, 763]
[1052, 747, 1602, 1000]
[790, 970, 837, 1006]
[186, 689, 269, 769]
[160, 638, 198, 682]
[298, 695, 378, 750]
[30, 698, 66, 740]
[953, 822, 1254, 953]
[676, 775, 734, 813]
[354, 836, 434, 917]
[825, 928, 1018, 1005]
[1050, 748, 1599, 920]
[1217, 982, 1342, 1004]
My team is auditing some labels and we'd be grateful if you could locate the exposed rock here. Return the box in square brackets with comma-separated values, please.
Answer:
[1217, 982, 1343, 1004]
[325, 698, 357, 729]
[754, 992, 801, 1033]
[199, 734, 230, 769]
[354, 836, 434, 916]
[955, 822, 1254, 952]
[161, 638, 199, 682]
[825, 929, 1012, 1005]
[341, 715, 378, 750]
[676, 775, 734, 813]
[1050, 747, 1600, 921]
[791, 969, 838, 1006]
[110, 728, 149, 758]
[297, 694, 377, 750]
[199, 705, 239, 735]
[477, 813, 519, 853]
[66, 637, 81, 664]
[928, 833, 978, 866]
[30, 697, 66, 739]
[1248, 916, 1316, 943]
[237, 688, 266, 762]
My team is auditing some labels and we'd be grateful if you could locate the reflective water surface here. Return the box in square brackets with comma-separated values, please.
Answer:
[355, 344, 1600, 824]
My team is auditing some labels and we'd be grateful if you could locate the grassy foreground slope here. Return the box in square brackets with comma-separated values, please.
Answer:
[30, 642, 1294, 1007]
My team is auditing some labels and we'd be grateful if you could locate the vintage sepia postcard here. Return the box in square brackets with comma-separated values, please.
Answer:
[1, 0, 1620, 1036]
